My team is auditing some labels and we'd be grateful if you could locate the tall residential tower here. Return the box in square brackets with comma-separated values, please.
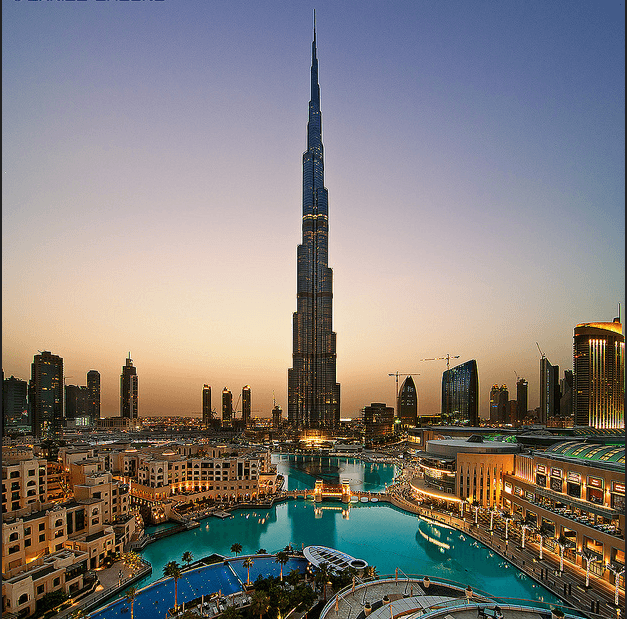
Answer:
[120, 353, 138, 420]
[288, 19, 340, 430]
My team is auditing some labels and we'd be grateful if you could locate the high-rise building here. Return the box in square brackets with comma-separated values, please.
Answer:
[288, 21, 340, 430]
[539, 356, 559, 425]
[272, 403, 283, 429]
[442, 360, 479, 426]
[516, 377, 528, 425]
[202, 384, 212, 426]
[397, 376, 418, 427]
[65, 384, 89, 420]
[559, 370, 573, 419]
[87, 370, 100, 422]
[573, 318, 624, 428]
[242, 385, 251, 426]
[30, 351, 64, 438]
[489, 384, 508, 425]
[222, 387, 232, 424]
[363, 403, 394, 440]
[120, 353, 138, 420]
[2, 375, 29, 433]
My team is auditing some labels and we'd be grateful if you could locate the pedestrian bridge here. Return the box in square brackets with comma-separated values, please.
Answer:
[280, 482, 390, 503]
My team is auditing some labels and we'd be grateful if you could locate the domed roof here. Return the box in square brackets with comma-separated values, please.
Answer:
[544, 441, 624, 463]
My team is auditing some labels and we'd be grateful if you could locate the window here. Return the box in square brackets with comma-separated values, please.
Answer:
[25, 539, 32, 547]
[53, 577, 60, 587]
[9, 532, 19, 541]
[37, 585, 45, 595]
[39, 534, 46, 542]
[39, 523, 45, 531]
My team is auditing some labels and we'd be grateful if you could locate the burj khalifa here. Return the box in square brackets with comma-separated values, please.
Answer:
[288, 19, 340, 430]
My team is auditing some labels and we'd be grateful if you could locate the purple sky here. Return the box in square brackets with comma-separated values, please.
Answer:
[2, 1, 624, 420]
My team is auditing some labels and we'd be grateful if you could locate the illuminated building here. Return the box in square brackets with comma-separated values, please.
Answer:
[242, 385, 251, 426]
[222, 387, 232, 424]
[516, 377, 528, 425]
[272, 403, 282, 428]
[65, 384, 89, 420]
[489, 385, 508, 425]
[397, 376, 418, 427]
[288, 20, 340, 430]
[442, 360, 478, 426]
[120, 353, 138, 420]
[202, 384, 212, 426]
[573, 318, 624, 428]
[363, 403, 394, 440]
[87, 369, 100, 423]
[539, 356, 559, 425]
[2, 375, 29, 433]
[30, 351, 64, 439]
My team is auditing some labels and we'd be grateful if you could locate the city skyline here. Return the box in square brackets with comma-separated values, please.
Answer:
[2, 2, 625, 420]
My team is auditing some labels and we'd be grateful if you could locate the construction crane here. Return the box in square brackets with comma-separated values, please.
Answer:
[535, 342, 545, 360]
[388, 372, 420, 416]
[418, 354, 460, 372]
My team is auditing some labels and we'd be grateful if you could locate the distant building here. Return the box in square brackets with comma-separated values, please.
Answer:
[202, 384, 212, 426]
[516, 377, 528, 426]
[65, 385, 89, 421]
[397, 376, 418, 427]
[559, 370, 573, 419]
[489, 385, 508, 425]
[539, 356, 560, 425]
[272, 404, 283, 428]
[120, 353, 138, 420]
[573, 318, 624, 428]
[30, 351, 64, 438]
[363, 403, 394, 440]
[242, 385, 251, 426]
[3, 376, 29, 433]
[442, 360, 478, 426]
[87, 370, 100, 422]
[222, 387, 233, 424]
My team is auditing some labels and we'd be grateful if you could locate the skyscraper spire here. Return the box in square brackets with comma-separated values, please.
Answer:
[288, 18, 340, 430]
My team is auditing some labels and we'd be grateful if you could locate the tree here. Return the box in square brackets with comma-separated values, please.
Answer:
[538, 523, 553, 561]
[275, 551, 290, 582]
[182, 551, 194, 568]
[257, 548, 267, 555]
[243, 557, 255, 586]
[231, 543, 243, 557]
[286, 568, 302, 588]
[163, 561, 183, 610]
[556, 534, 574, 572]
[364, 565, 379, 580]
[221, 605, 241, 619]
[250, 590, 271, 619]
[125, 587, 137, 619]
[313, 562, 331, 600]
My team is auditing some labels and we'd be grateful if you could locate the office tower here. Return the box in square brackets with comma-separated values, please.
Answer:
[288, 21, 340, 430]
[222, 387, 232, 424]
[65, 384, 89, 420]
[516, 377, 528, 425]
[559, 370, 573, 419]
[442, 360, 479, 426]
[573, 318, 624, 428]
[539, 357, 559, 425]
[489, 384, 508, 425]
[120, 353, 138, 420]
[242, 385, 251, 426]
[272, 403, 283, 429]
[397, 376, 418, 427]
[3, 375, 29, 433]
[30, 351, 64, 438]
[202, 384, 212, 426]
[363, 403, 394, 440]
[87, 370, 100, 422]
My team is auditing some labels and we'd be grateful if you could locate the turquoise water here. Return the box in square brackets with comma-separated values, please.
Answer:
[132, 456, 559, 605]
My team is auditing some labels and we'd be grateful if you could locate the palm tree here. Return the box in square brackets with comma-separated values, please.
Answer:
[231, 543, 243, 557]
[125, 587, 137, 619]
[580, 549, 596, 588]
[313, 562, 331, 600]
[286, 568, 302, 588]
[182, 551, 194, 568]
[556, 534, 574, 572]
[520, 513, 536, 550]
[537, 523, 553, 561]
[243, 557, 254, 586]
[365, 565, 379, 580]
[257, 548, 267, 554]
[250, 590, 271, 619]
[275, 551, 290, 582]
[163, 561, 182, 611]
[221, 605, 241, 619]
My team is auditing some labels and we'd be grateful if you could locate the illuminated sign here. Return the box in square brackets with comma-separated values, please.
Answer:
[504, 482, 512, 494]
[612, 482, 625, 494]
[551, 468, 563, 478]
[537, 465, 546, 474]
[514, 486, 523, 496]
[587, 477, 603, 489]
[567, 472, 581, 484]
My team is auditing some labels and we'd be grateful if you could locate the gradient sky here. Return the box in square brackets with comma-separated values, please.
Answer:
[3, 1, 625, 420]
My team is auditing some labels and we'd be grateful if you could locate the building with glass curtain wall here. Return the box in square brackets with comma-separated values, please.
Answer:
[120, 353, 138, 420]
[30, 351, 64, 438]
[442, 360, 478, 426]
[573, 318, 624, 429]
[288, 20, 340, 430]
[397, 376, 418, 427]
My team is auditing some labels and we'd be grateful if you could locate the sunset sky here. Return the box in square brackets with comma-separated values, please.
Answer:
[2, 1, 624, 420]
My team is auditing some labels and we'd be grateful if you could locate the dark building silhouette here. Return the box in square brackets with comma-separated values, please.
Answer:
[573, 318, 624, 428]
[516, 377, 528, 425]
[87, 370, 100, 423]
[397, 376, 418, 427]
[30, 351, 64, 438]
[222, 387, 232, 424]
[65, 384, 89, 420]
[288, 21, 340, 430]
[242, 385, 251, 426]
[489, 384, 508, 425]
[120, 353, 138, 420]
[272, 403, 283, 429]
[539, 357, 559, 425]
[442, 360, 478, 426]
[3, 375, 29, 433]
[363, 403, 394, 440]
[202, 384, 212, 426]
[559, 370, 573, 419]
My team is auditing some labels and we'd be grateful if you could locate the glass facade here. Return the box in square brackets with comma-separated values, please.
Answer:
[288, 24, 340, 429]
[120, 354, 138, 420]
[30, 351, 64, 438]
[398, 376, 418, 427]
[442, 360, 478, 426]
